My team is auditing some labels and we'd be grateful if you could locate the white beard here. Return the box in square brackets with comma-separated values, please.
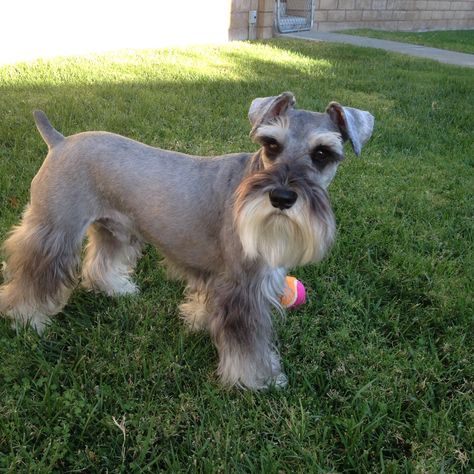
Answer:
[236, 194, 336, 268]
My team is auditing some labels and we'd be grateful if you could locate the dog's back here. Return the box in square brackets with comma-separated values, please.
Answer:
[30, 112, 254, 275]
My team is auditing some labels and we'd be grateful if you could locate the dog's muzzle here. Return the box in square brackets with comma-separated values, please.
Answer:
[269, 187, 297, 210]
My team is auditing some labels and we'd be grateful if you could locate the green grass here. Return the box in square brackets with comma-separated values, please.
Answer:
[341, 28, 474, 54]
[0, 40, 473, 472]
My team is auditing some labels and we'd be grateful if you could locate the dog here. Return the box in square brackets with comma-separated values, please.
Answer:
[0, 92, 374, 389]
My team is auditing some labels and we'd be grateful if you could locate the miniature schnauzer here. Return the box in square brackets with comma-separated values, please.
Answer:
[0, 92, 374, 389]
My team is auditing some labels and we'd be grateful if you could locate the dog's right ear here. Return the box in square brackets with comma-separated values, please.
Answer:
[326, 102, 374, 157]
[249, 92, 295, 136]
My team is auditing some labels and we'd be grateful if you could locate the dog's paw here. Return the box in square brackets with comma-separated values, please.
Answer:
[237, 371, 288, 390]
[272, 372, 288, 389]
[7, 310, 50, 334]
[179, 293, 210, 332]
[112, 279, 139, 296]
[82, 276, 139, 297]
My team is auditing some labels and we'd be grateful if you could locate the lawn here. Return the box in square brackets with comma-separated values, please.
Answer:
[0, 40, 473, 472]
[341, 28, 474, 54]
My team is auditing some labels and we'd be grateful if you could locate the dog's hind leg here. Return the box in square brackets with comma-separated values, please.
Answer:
[81, 219, 142, 296]
[0, 205, 82, 333]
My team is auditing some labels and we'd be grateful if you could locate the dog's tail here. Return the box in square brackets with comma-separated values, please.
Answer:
[33, 110, 65, 149]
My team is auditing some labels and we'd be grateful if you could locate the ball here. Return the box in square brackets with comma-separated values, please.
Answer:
[281, 276, 306, 309]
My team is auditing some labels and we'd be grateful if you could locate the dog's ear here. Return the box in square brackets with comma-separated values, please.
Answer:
[249, 92, 295, 134]
[326, 102, 374, 156]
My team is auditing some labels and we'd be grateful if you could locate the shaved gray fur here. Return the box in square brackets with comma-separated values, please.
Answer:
[0, 93, 374, 389]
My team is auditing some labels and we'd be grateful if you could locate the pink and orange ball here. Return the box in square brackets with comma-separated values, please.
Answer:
[281, 276, 306, 309]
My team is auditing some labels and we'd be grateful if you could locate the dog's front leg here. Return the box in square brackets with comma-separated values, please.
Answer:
[209, 276, 287, 389]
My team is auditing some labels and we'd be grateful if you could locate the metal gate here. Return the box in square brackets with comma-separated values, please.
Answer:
[276, 0, 314, 33]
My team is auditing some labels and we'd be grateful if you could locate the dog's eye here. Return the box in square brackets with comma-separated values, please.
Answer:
[261, 137, 282, 158]
[311, 146, 332, 163]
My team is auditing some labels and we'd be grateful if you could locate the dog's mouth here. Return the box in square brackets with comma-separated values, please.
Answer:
[268, 209, 292, 220]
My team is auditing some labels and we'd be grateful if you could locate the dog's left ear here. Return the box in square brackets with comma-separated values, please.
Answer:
[249, 92, 296, 136]
[326, 102, 374, 156]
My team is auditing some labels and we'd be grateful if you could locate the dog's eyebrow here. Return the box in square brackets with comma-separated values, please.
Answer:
[253, 119, 289, 144]
[308, 132, 343, 155]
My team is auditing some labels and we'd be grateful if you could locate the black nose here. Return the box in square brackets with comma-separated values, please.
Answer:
[269, 188, 298, 210]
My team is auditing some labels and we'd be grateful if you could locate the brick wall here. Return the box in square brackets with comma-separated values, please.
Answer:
[257, 0, 278, 38]
[313, 0, 474, 31]
[227, 0, 473, 41]
[230, 0, 275, 40]
[230, 0, 258, 40]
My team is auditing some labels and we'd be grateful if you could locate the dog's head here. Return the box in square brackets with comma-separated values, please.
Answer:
[235, 92, 374, 269]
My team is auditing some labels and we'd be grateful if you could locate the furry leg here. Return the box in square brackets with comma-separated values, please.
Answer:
[82, 221, 142, 296]
[0, 205, 81, 332]
[209, 269, 287, 389]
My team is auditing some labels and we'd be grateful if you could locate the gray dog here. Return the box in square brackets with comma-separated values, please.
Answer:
[0, 92, 374, 389]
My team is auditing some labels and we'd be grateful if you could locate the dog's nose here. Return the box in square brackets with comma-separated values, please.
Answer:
[269, 188, 298, 210]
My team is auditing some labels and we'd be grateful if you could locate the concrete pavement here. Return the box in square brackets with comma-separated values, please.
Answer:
[283, 31, 474, 68]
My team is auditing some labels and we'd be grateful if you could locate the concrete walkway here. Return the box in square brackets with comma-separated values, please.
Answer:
[283, 31, 474, 68]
